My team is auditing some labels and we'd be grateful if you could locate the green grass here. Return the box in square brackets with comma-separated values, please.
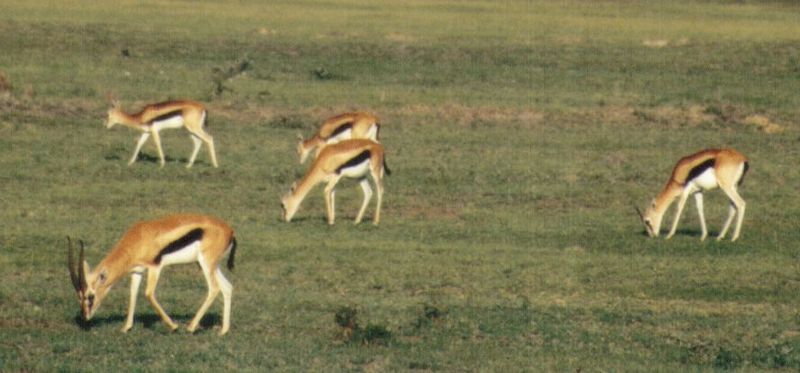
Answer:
[1, 0, 799, 371]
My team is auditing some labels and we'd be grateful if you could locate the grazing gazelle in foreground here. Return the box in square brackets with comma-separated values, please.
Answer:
[636, 148, 749, 241]
[282, 139, 390, 225]
[297, 111, 380, 164]
[67, 214, 237, 335]
[105, 99, 219, 168]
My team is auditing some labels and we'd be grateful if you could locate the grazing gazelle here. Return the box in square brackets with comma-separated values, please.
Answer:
[636, 148, 749, 241]
[67, 214, 237, 335]
[282, 139, 390, 225]
[105, 99, 219, 168]
[297, 111, 380, 164]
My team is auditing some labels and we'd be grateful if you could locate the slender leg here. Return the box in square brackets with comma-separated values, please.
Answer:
[122, 270, 144, 332]
[188, 257, 219, 333]
[694, 193, 708, 241]
[354, 178, 372, 224]
[666, 190, 691, 239]
[129, 132, 150, 165]
[373, 174, 383, 225]
[144, 267, 178, 331]
[187, 135, 203, 168]
[151, 130, 166, 168]
[323, 176, 342, 225]
[717, 204, 736, 241]
[719, 185, 746, 241]
[215, 268, 233, 335]
[204, 135, 218, 168]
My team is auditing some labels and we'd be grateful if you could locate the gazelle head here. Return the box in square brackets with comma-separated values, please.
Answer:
[67, 238, 110, 321]
[280, 182, 300, 222]
[297, 134, 312, 164]
[104, 100, 123, 129]
[635, 199, 662, 238]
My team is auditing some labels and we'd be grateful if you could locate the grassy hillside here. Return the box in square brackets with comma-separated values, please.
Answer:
[1, 0, 799, 371]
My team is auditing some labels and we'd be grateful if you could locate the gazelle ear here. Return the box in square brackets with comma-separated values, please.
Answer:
[290, 182, 297, 192]
[650, 199, 656, 208]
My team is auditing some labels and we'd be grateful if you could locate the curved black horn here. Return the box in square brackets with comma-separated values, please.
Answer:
[67, 237, 81, 292]
[78, 240, 88, 291]
[633, 205, 645, 221]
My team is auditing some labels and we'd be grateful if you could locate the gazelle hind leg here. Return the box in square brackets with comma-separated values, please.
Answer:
[719, 184, 746, 241]
[215, 267, 233, 335]
[373, 174, 383, 225]
[694, 193, 708, 241]
[122, 270, 144, 332]
[666, 190, 691, 239]
[717, 204, 736, 241]
[354, 178, 372, 224]
[129, 132, 150, 165]
[187, 135, 203, 168]
[188, 257, 220, 333]
[144, 267, 178, 331]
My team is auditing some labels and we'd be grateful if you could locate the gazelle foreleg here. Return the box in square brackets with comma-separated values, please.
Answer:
[694, 193, 708, 241]
[323, 175, 343, 225]
[354, 178, 373, 224]
[122, 269, 144, 332]
[666, 189, 692, 239]
[188, 257, 220, 334]
[129, 132, 151, 165]
[144, 267, 178, 331]
[150, 130, 167, 168]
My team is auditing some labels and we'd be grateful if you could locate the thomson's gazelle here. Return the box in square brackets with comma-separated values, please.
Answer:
[297, 112, 380, 164]
[636, 148, 749, 241]
[67, 214, 236, 334]
[105, 100, 219, 168]
[282, 139, 390, 225]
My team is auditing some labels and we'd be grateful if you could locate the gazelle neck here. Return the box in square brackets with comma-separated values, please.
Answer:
[653, 181, 683, 217]
[114, 111, 149, 131]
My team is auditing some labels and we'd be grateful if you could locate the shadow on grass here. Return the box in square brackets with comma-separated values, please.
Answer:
[73, 312, 222, 332]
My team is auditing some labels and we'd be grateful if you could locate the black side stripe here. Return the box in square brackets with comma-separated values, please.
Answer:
[336, 150, 370, 174]
[149, 110, 184, 125]
[685, 159, 715, 184]
[329, 122, 353, 138]
[155, 228, 203, 264]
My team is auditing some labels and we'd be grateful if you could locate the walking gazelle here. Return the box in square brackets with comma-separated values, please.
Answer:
[636, 148, 749, 241]
[105, 99, 219, 168]
[67, 214, 237, 335]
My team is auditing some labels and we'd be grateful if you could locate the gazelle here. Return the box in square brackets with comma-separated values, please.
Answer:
[636, 148, 749, 241]
[297, 111, 380, 164]
[67, 214, 237, 335]
[105, 99, 219, 168]
[282, 139, 390, 225]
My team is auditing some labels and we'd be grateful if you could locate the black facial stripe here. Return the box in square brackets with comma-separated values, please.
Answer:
[336, 150, 370, 174]
[329, 122, 353, 138]
[155, 228, 203, 264]
[686, 159, 715, 183]
[149, 110, 184, 125]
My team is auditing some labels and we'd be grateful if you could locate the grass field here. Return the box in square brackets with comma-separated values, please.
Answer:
[1, 0, 799, 371]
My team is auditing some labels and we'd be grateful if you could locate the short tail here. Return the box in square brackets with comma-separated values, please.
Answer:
[226, 237, 237, 271]
[383, 158, 392, 176]
[738, 161, 750, 186]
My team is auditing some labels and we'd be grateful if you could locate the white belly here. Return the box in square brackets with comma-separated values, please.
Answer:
[339, 160, 371, 178]
[689, 168, 718, 190]
[151, 116, 185, 131]
[159, 240, 201, 266]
